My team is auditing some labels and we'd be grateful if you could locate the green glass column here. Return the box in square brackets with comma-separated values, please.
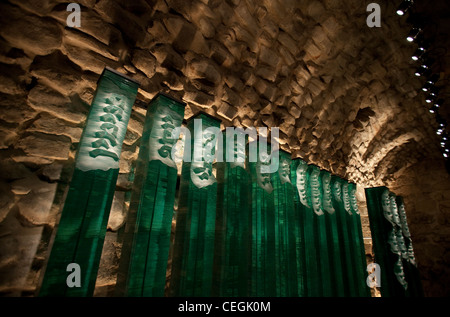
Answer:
[331, 176, 356, 296]
[347, 183, 370, 297]
[290, 159, 307, 297]
[294, 160, 320, 296]
[115, 93, 186, 296]
[272, 150, 298, 296]
[321, 170, 345, 296]
[39, 67, 139, 296]
[396, 197, 423, 297]
[365, 187, 407, 297]
[169, 112, 221, 297]
[308, 165, 332, 296]
[213, 128, 251, 297]
[248, 139, 277, 297]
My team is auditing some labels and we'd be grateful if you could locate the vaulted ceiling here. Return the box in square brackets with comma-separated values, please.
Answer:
[0, 0, 449, 187]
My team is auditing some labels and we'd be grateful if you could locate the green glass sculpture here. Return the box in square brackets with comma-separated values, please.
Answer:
[248, 138, 277, 297]
[321, 170, 345, 296]
[396, 197, 423, 297]
[331, 176, 356, 296]
[365, 187, 408, 297]
[308, 165, 332, 296]
[294, 160, 321, 296]
[169, 112, 221, 297]
[115, 93, 186, 297]
[272, 150, 299, 296]
[39, 67, 139, 296]
[290, 159, 307, 297]
[347, 182, 370, 297]
[212, 128, 251, 297]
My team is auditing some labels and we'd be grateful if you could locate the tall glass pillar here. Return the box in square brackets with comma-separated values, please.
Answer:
[321, 170, 345, 296]
[365, 187, 408, 297]
[396, 196, 423, 297]
[213, 128, 251, 296]
[248, 139, 277, 296]
[39, 68, 139, 296]
[115, 93, 186, 296]
[347, 182, 370, 296]
[308, 165, 332, 296]
[272, 150, 298, 296]
[290, 159, 307, 296]
[169, 112, 221, 296]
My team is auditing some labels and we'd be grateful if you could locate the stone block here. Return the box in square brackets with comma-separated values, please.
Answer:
[0, 3, 62, 56]
[28, 84, 86, 124]
[62, 42, 120, 75]
[217, 102, 238, 121]
[28, 112, 83, 143]
[15, 133, 72, 161]
[131, 49, 156, 78]
[151, 44, 186, 74]
[184, 57, 222, 86]
[258, 45, 280, 68]
[30, 51, 87, 95]
[11, 174, 57, 226]
[63, 28, 120, 62]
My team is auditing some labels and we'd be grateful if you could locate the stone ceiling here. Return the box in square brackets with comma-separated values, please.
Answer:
[0, 0, 449, 187]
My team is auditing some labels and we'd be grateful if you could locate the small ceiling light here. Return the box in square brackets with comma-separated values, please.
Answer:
[397, 0, 414, 16]
[430, 104, 440, 114]
[444, 153, 448, 158]
[412, 48, 426, 61]
[435, 99, 444, 108]
[437, 129, 443, 135]
[406, 28, 422, 42]
[427, 74, 440, 85]
[415, 65, 429, 77]
[422, 82, 433, 92]
[445, 148, 450, 153]
[428, 86, 440, 98]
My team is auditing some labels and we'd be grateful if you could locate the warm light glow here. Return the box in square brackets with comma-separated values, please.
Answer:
[397, 10, 405, 16]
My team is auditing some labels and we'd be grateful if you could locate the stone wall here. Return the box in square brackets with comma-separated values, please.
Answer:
[0, 0, 448, 296]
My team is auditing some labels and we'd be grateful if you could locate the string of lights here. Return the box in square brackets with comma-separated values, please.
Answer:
[396, 0, 449, 161]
